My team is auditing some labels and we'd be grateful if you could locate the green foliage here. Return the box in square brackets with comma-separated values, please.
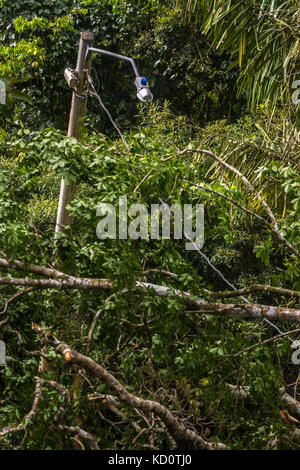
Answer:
[0, 102, 299, 449]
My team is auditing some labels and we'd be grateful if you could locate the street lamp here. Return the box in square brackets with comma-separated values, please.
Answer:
[55, 33, 153, 234]
[84, 46, 153, 103]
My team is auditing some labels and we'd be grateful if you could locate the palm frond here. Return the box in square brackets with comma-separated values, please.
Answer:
[175, 0, 300, 111]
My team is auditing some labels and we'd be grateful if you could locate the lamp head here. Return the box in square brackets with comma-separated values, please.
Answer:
[135, 77, 153, 103]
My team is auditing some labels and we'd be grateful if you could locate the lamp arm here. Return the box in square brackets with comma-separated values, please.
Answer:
[85, 46, 140, 78]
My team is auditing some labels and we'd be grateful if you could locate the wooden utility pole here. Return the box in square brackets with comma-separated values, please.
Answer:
[55, 31, 94, 234]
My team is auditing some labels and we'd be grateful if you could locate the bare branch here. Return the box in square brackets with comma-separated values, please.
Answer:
[282, 393, 300, 420]
[55, 425, 99, 450]
[0, 276, 112, 290]
[33, 325, 229, 450]
[141, 269, 179, 280]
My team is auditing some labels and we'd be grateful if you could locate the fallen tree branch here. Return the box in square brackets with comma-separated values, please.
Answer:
[141, 270, 300, 300]
[33, 324, 229, 450]
[1, 255, 299, 322]
[0, 276, 112, 290]
[1, 272, 300, 321]
[137, 282, 300, 322]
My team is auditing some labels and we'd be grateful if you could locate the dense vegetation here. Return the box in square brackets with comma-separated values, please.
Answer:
[0, 0, 299, 450]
